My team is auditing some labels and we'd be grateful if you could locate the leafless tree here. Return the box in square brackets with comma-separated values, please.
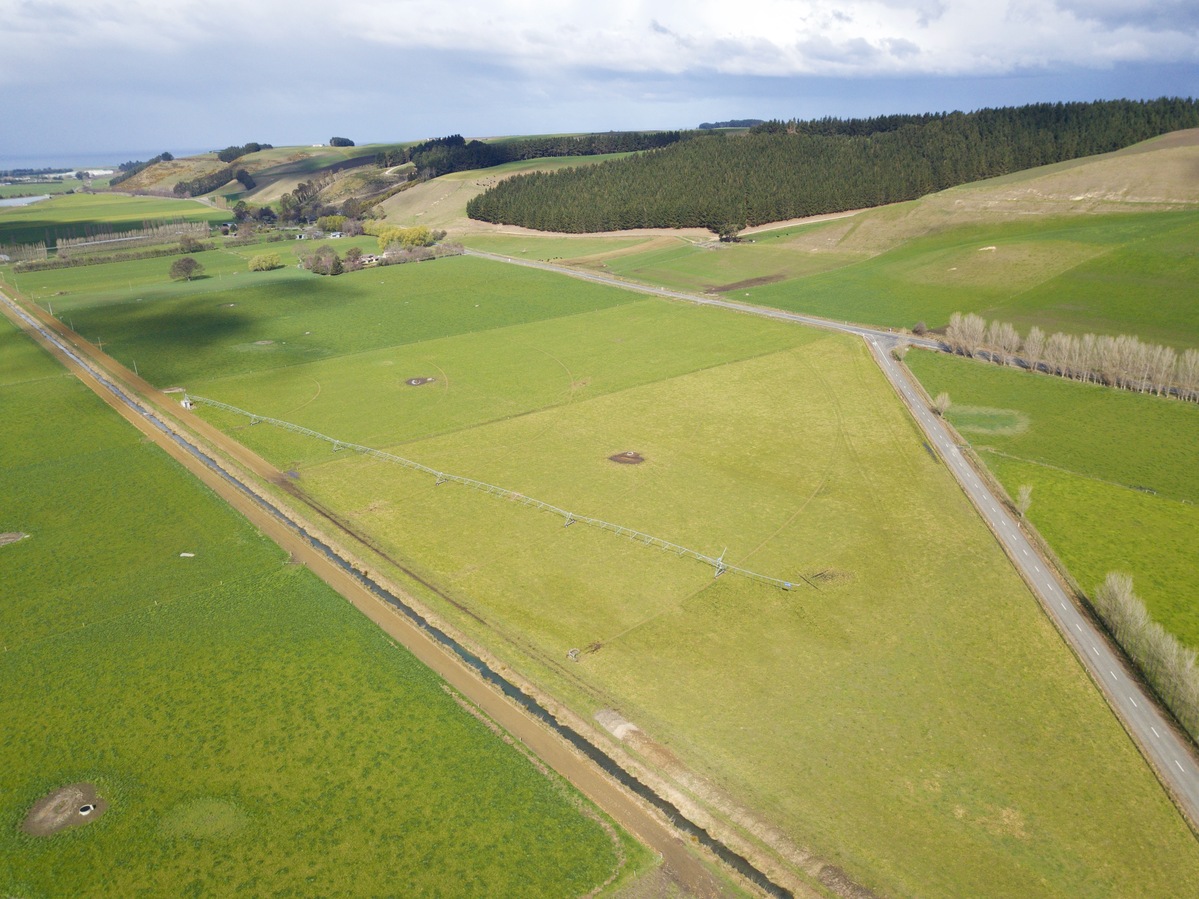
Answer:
[1178, 349, 1199, 401]
[1016, 484, 1033, 517]
[933, 392, 951, 416]
[1022, 326, 1044, 373]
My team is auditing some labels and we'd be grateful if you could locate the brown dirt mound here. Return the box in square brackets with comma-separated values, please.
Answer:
[608, 451, 644, 465]
[406, 377, 436, 386]
[0, 532, 28, 547]
[22, 783, 108, 836]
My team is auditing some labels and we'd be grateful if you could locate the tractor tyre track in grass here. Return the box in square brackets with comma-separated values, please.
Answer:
[0, 289, 801, 899]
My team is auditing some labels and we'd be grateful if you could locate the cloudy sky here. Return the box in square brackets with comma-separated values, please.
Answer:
[3, 0, 1196, 165]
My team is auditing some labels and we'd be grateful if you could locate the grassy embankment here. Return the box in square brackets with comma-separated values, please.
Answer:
[0, 311, 641, 897]
[906, 349, 1199, 649]
[26, 242, 1199, 898]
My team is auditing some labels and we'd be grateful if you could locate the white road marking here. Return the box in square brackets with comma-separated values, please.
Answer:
[1130, 696, 1138, 708]
[1109, 670, 1117, 680]
[1177, 760, 1186, 773]
[1152, 727, 1161, 738]
[1074, 623, 1082, 632]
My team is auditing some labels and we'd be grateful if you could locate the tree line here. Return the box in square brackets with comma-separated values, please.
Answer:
[466, 98, 1199, 234]
[109, 152, 174, 187]
[375, 131, 688, 178]
[943, 312, 1199, 401]
[216, 141, 272, 163]
[1093, 574, 1199, 741]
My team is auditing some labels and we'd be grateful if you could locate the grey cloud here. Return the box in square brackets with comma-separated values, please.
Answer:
[884, 37, 921, 59]
[1056, 0, 1199, 31]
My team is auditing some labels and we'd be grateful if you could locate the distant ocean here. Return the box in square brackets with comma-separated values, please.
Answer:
[0, 149, 211, 171]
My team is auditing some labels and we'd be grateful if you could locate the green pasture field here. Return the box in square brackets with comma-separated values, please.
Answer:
[0, 182, 79, 198]
[0, 314, 641, 897]
[0, 193, 225, 247]
[600, 237, 855, 293]
[9, 255, 643, 386]
[462, 234, 654, 261]
[906, 349, 1199, 648]
[605, 208, 1199, 346]
[73, 255, 1193, 897]
[16, 244, 1199, 895]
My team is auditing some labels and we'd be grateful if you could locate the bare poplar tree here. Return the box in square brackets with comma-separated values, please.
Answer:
[1016, 484, 1033, 517]
[1022, 326, 1044, 373]
[933, 392, 951, 416]
[1178, 349, 1199, 401]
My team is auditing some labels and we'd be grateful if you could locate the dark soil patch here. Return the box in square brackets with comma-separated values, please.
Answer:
[608, 451, 645, 465]
[705, 273, 786, 293]
[406, 377, 436, 386]
[0, 532, 29, 547]
[22, 783, 108, 836]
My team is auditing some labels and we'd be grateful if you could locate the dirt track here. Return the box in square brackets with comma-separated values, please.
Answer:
[0, 290, 757, 899]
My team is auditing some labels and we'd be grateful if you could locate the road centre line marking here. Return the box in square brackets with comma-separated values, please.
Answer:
[1178, 760, 1187, 773]
[1074, 623, 1082, 632]
[1109, 670, 1118, 680]
[1152, 727, 1161, 738]
[1130, 696, 1138, 708]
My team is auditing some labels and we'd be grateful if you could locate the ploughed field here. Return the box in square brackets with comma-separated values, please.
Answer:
[25, 247, 1199, 898]
[0, 312, 638, 897]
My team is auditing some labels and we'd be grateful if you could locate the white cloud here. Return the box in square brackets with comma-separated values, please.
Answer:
[0, 0, 1196, 88]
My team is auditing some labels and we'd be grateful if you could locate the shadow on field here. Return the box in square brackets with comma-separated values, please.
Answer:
[87, 296, 255, 351]
[0, 217, 208, 247]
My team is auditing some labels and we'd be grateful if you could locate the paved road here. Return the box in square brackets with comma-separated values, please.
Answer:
[471, 249, 1199, 830]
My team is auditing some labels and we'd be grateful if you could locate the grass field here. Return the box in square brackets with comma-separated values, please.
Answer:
[0, 193, 226, 247]
[33, 249, 1195, 896]
[906, 349, 1199, 650]
[604, 209, 1199, 346]
[0, 182, 80, 199]
[0, 314, 642, 897]
[11, 255, 645, 386]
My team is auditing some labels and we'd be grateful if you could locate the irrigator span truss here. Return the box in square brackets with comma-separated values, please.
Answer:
[185, 395, 809, 591]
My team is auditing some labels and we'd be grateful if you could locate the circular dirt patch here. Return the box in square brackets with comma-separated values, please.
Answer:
[406, 377, 436, 387]
[22, 783, 108, 836]
[608, 451, 645, 465]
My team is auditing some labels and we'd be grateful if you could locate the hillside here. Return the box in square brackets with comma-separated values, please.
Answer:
[112, 144, 395, 201]
[466, 99, 1199, 234]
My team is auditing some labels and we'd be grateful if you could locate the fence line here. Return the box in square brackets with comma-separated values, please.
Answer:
[185, 394, 807, 591]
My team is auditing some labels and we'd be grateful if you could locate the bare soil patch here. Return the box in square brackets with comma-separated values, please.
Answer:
[22, 783, 108, 836]
[609, 451, 645, 465]
[406, 377, 436, 386]
[0, 532, 29, 547]
[706, 274, 786, 293]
